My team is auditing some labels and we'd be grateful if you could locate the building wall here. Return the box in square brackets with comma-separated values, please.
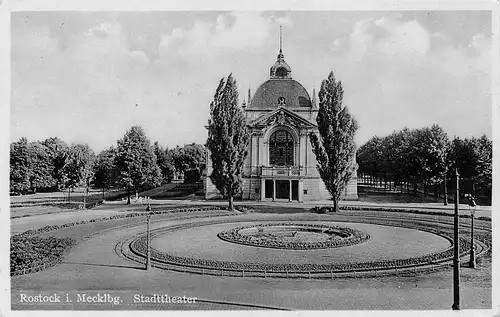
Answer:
[205, 103, 358, 202]
[204, 154, 358, 201]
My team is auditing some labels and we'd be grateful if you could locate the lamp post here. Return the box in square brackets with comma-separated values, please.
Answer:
[466, 194, 477, 269]
[145, 203, 152, 270]
[452, 168, 460, 310]
[443, 169, 448, 206]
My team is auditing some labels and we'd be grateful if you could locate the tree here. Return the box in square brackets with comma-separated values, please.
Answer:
[171, 143, 206, 183]
[395, 128, 414, 193]
[356, 126, 490, 204]
[423, 125, 449, 197]
[153, 142, 175, 183]
[309, 71, 358, 212]
[10, 138, 32, 194]
[28, 141, 56, 193]
[115, 125, 162, 204]
[474, 134, 492, 198]
[357, 136, 383, 186]
[64, 144, 95, 204]
[42, 137, 69, 190]
[448, 135, 492, 202]
[93, 146, 117, 199]
[206, 74, 249, 211]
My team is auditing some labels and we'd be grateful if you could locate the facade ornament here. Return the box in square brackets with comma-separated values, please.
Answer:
[258, 109, 310, 128]
[277, 110, 286, 125]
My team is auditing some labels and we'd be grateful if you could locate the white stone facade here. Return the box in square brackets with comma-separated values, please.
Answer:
[204, 46, 358, 202]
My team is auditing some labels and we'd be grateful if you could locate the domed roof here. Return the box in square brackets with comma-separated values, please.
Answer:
[250, 79, 312, 109]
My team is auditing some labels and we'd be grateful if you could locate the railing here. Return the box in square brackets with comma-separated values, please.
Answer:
[260, 166, 304, 177]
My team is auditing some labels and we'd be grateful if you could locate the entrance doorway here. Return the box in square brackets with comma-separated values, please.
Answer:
[263, 179, 300, 201]
[265, 180, 274, 199]
[292, 180, 299, 200]
[276, 180, 290, 199]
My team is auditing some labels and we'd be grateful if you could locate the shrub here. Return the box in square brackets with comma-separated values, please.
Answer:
[314, 206, 335, 214]
[236, 205, 255, 213]
[10, 236, 76, 274]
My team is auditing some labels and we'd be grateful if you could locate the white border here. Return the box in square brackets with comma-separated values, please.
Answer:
[0, 1, 498, 317]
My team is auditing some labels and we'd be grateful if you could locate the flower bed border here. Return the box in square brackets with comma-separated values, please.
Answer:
[315, 205, 491, 222]
[129, 218, 473, 274]
[12, 206, 227, 239]
[10, 206, 228, 276]
[217, 222, 370, 250]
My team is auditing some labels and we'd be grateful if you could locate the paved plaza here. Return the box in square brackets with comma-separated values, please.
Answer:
[10, 200, 492, 310]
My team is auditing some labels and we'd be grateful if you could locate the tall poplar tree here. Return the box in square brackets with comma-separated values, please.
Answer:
[206, 74, 249, 211]
[310, 71, 358, 212]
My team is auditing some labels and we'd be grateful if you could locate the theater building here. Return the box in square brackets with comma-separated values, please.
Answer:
[204, 43, 358, 202]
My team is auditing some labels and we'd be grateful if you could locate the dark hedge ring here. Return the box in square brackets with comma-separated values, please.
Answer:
[217, 222, 370, 250]
[127, 218, 476, 274]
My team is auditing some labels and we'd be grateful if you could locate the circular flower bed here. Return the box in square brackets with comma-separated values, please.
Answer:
[217, 223, 370, 250]
[128, 218, 473, 274]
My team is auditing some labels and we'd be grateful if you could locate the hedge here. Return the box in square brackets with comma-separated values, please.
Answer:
[10, 236, 76, 274]
[13, 206, 227, 239]
[312, 205, 491, 222]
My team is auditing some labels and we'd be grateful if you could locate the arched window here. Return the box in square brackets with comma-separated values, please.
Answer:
[276, 67, 288, 77]
[269, 130, 294, 166]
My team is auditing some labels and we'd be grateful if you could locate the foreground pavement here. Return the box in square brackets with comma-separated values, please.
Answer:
[11, 212, 492, 310]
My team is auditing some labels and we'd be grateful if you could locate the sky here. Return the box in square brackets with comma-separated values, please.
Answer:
[10, 11, 492, 153]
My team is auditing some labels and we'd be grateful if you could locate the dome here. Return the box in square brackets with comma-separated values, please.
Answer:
[250, 79, 312, 109]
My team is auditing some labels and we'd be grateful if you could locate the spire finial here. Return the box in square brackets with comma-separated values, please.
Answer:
[279, 25, 282, 53]
[277, 25, 284, 61]
[312, 82, 317, 107]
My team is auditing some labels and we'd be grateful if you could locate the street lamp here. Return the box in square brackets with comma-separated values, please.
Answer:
[466, 194, 477, 269]
[145, 203, 152, 270]
[452, 168, 460, 311]
[443, 168, 448, 206]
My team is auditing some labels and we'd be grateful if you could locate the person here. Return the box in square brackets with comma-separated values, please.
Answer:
[465, 193, 477, 208]
[469, 196, 477, 207]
